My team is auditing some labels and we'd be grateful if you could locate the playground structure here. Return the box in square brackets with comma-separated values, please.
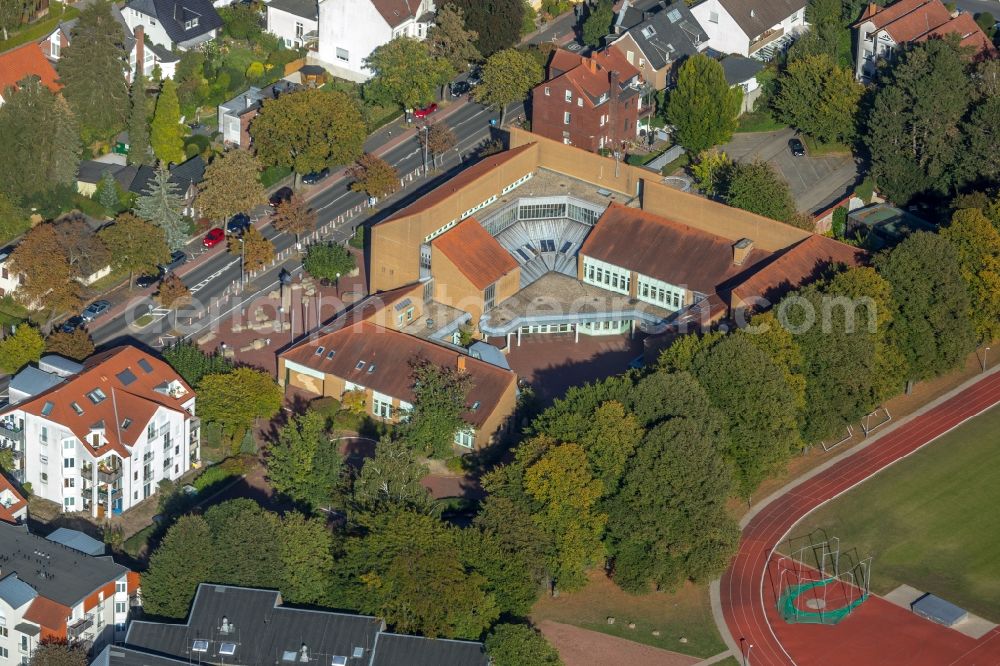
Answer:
[775, 537, 872, 625]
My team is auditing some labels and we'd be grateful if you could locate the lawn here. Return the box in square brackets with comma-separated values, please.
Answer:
[802, 135, 852, 157]
[786, 404, 1000, 621]
[736, 108, 786, 133]
[0, 2, 79, 53]
[531, 571, 727, 658]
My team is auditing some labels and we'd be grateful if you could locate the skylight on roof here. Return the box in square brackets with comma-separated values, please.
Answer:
[192, 639, 209, 653]
[282, 651, 297, 662]
[326, 350, 336, 359]
[471, 401, 481, 411]
[87, 388, 107, 404]
[332, 657, 348, 666]
[367, 364, 376, 374]
[355, 361, 366, 370]
[70, 402, 83, 415]
[219, 643, 237, 656]
[121, 418, 132, 430]
[667, 8, 682, 22]
[41, 401, 54, 416]
[116, 369, 137, 386]
[641, 25, 656, 38]
[137, 358, 153, 374]
[352, 647, 364, 659]
[315, 346, 325, 356]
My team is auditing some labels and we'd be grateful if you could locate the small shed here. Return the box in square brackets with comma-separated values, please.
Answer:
[46, 527, 106, 556]
[299, 64, 328, 87]
[911, 593, 968, 627]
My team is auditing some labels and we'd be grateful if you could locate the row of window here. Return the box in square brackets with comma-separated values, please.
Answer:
[582, 257, 632, 296]
[637, 275, 686, 310]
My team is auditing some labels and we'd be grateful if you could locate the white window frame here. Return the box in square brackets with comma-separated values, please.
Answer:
[454, 427, 474, 449]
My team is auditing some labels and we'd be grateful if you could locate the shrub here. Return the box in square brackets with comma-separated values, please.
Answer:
[832, 206, 848, 238]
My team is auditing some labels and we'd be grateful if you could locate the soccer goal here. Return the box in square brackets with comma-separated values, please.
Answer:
[775, 538, 872, 625]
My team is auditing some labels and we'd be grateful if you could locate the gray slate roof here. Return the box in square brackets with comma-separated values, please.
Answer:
[615, 0, 707, 70]
[125, 0, 223, 45]
[77, 155, 205, 192]
[716, 0, 807, 39]
[720, 53, 763, 85]
[369, 633, 488, 666]
[0, 574, 38, 610]
[9, 366, 65, 400]
[0, 522, 127, 608]
[267, 0, 318, 21]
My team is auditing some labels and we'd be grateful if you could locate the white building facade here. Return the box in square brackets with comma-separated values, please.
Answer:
[690, 0, 807, 59]
[266, 0, 319, 49]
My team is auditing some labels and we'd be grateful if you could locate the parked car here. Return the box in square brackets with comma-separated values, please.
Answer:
[203, 228, 225, 247]
[789, 137, 806, 157]
[135, 268, 164, 288]
[269, 186, 293, 207]
[81, 300, 111, 322]
[413, 103, 438, 119]
[161, 250, 187, 273]
[59, 315, 85, 334]
[301, 168, 330, 185]
[450, 81, 471, 97]
[227, 213, 252, 235]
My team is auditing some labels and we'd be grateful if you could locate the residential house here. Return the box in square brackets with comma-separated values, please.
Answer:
[266, 0, 319, 49]
[0, 42, 60, 107]
[691, 0, 808, 59]
[609, 0, 708, 90]
[76, 155, 206, 216]
[315, 0, 435, 82]
[0, 246, 21, 298]
[37, 18, 76, 62]
[0, 347, 201, 518]
[217, 80, 298, 147]
[0, 522, 140, 656]
[531, 48, 648, 152]
[720, 53, 763, 113]
[853, 0, 995, 81]
[0, 474, 27, 524]
[99, 584, 488, 665]
[121, 0, 223, 52]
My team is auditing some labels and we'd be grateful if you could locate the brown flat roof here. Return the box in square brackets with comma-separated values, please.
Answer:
[433, 219, 518, 290]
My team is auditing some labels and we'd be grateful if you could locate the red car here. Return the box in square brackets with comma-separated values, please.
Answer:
[203, 227, 225, 248]
[413, 103, 438, 119]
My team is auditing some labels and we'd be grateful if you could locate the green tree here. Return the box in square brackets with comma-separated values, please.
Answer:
[0, 1, 30, 43]
[876, 231, 975, 379]
[56, 2, 129, 142]
[474, 48, 544, 125]
[351, 437, 435, 515]
[142, 515, 215, 618]
[98, 213, 170, 287]
[942, 208, 1000, 343]
[474, 495, 550, 601]
[279, 512, 337, 605]
[667, 54, 742, 154]
[303, 242, 356, 281]
[485, 624, 563, 666]
[28, 639, 88, 666]
[578, 401, 643, 495]
[348, 153, 399, 200]
[399, 358, 472, 457]
[582, 0, 613, 47]
[460, 525, 541, 618]
[690, 149, 732, 195]
[198, 150, 266, 220]
[724, 160, 796, 223]
[127, 75, 152, 166]
[272, 194, 316, 242]
[450, 0, 525, 55]
[961, 95, 1000, 186]
[427, 4, 481, 72]
[204, 499, 282, 589]
[135, 164, 188, 250]
[864, 38, 970, 204]
[251, 88, 366, 183]
[0, 193, 29, 244]
[197, 368, 283, 449]
[364, 37, 454, 110]
[150, 79, 186, 165]
[0, 324, 44, 374]
[95, 170, 121, 213]
[773, 54, 862, 143]
[44, 328, 94, 361]
[268, 410, 343, 511]
[163, 341, 234, 385]
[658, 330, 726, 371]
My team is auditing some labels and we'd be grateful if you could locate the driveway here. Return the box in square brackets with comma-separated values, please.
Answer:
[720, 128, 860, 214]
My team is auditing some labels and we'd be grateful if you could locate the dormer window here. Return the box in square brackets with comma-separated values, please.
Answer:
[184, 17, 199, 29]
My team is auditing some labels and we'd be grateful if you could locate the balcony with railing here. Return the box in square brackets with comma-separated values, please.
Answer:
[97, 487, 122, 502]
[749, 26, 784, 54]
[98, 459, 122, 484]
[0, 417, 24, 444]
[67, 614, 94, 642]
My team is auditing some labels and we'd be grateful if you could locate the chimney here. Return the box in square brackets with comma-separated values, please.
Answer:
[642, 9, 654, 20]
[733, 238, 754, 266]
[585, 58, 598, 74]
[457, 356, 466, 372]
[134, 25, 144, 79]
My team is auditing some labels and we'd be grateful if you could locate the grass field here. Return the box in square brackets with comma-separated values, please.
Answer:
[531, 571, 727, 658]
[787, 404, 1000, 621]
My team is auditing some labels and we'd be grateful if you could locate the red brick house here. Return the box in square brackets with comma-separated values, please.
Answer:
[530, 48, 650, 153]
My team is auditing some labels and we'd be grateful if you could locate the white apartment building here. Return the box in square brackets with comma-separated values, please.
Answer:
[265, 0, 319, 49]
[691, 0, 808, 59]
[0, 347, 200, 519]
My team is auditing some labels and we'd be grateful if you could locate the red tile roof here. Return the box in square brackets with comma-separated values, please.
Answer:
[915, 12, 995, 54]
[580, 203, 771, 293]
[280, 321, 516, 429]
[24, 596, 71, 634]
[3, 347, 194, 459]
[545, 49, 641, 106]
[0, 43, 61, 100]
[0, 474, 26, 524]
[432, 219, 518, 290]
[859, 0, 994, 56]
[370, 0, 424, 28]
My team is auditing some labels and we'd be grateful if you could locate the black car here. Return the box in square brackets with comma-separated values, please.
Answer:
[59, 315, 85, 334]
[135, 268, 164, 288]
[269, 186, 293, 207]
[450, 80, 471, 97]
[227, 213, 252, 234]
[789, 137, 806, 157]
[161, 250, 187, 273]
[301, 169, 330, 185]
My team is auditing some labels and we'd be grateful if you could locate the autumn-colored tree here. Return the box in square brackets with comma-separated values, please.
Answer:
[28, 638, 88, 666]
[348, 153, 399, 200]
[272, 194, 316, 242]
[99, 213, 171, 288]
[229, 226, 274, 272]
[419, 122, 458, 166]
[8, 224, 81, 315]
[44, 328, 95, 361]
[156, 273, 191, 308]
[427, 4, 480, 72]
[198, 150, 266, 221]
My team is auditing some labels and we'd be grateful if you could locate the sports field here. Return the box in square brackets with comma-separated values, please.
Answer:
[788, 404, 1000, 621]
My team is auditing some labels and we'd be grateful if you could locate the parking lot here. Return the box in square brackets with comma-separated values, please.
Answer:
[721, 127, 860, 214]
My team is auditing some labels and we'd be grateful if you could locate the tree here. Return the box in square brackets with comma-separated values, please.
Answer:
[486, 624, 563, 666]
[942, 208, 1000, 343]
[28, 639, 88, 666]
[0, 193, 29, 244]
[863, 38, 970, 204]
[163, 341, 233, 385]
[582, 0, 613, 47]
[127, 75, 152, 166]
[8, 224, 81, 315]
[399, 358, 472, 457]
[0, 78, 80, 203]
[773, 54, 862, 143]
[419, 122, 457, 166]
[56, 2, 129, 142]
[876, 232, 975, 379]
[474, 495, 550, 601]
[44, 328, 94, 361]
[204, 500, 282, 590]
[96, 170, 121, 213]
[961, 95, 1000, 186]
[272, 194, 316, 242]
[667, 54, 742, 154]
[348, 153, 400, 200]
[0, 324, 44, 374]
[142, 515, 215, 618]
[351, 437, 435, 515]
[251, 88, 366, 181]
[268, 410, 343, 512]
[197, 368, 283, 448]
[198, 150, 266, 220]
[364, 37, 454, 110]
[578, 401, 643, 495]
[0, 1, 30, 42]
[135, 164, 188, 250]
[303, 242, 356, 281]
[450, 0, 525, 55]
[474, 49, 544, 125]
[724, 160, 796, 223]
[229, 225, 274, 272]
[691, 149, 732, 196]
[99, 213, 170, 287]
[150, 78, 186, 166]
[279, 512, 336, 605]
[427, 4, 480, 71]
[156, 273, 191, 308]
[52, 214, 110, 283]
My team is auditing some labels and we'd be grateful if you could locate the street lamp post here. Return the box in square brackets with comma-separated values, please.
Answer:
[982, 346, 991, 372]
[335, 272, 341, 297]
[740, 638, 754, 666]
[421, 124, 430, 177]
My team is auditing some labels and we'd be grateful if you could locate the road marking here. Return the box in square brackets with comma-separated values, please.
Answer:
[189, 258, 241, 294]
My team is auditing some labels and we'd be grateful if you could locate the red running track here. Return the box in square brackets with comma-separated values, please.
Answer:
[720, 370, 1000, 666]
